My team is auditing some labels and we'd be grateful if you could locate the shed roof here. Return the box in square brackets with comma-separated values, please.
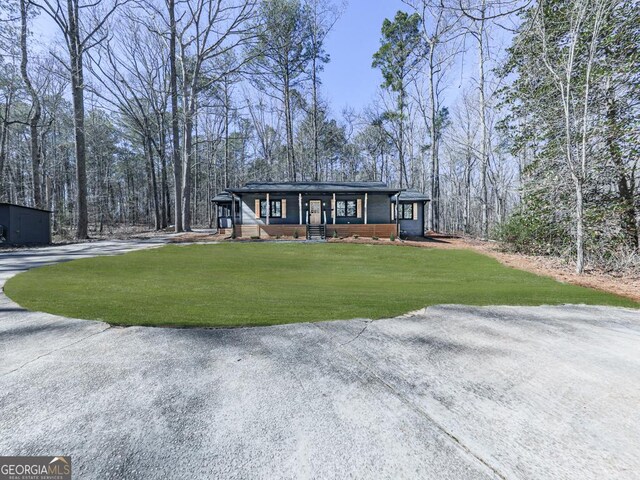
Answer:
[0, 202, 52, 213]
[226, 181, 402, 194]
[394, 190, 430, 202]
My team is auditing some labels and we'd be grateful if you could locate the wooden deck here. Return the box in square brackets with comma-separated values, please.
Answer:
[231, 224, 398, 239]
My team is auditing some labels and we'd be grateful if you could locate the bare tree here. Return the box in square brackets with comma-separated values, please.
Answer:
[404, 0, 462, 231]
[175, 0, 256, 230]
[534, 0, 612, 273]
[30, 0, 127, 238]
[20, 0, 43, 208]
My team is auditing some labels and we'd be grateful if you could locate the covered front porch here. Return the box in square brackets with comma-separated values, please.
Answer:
[212, 182, 421, 239]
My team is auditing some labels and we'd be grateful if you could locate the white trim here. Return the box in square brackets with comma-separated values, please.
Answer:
[266, 193, 270, 225]
[364, 193, 368, 224]
[332, 193, 336, 224]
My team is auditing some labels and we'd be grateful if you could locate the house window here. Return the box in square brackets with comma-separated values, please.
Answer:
[336, 200, 357, 217]
[399, 203, 413, 220]
[260, 199, 282, 218]
[271, 200, 281, 217]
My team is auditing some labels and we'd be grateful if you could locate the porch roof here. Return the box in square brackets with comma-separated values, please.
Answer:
[226, 181, 402, 195]
[394, 190, 430, 202]
[212, 192, 233, 203]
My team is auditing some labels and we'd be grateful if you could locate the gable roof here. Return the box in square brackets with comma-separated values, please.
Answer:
[212, 192, 233, 203]
[226, 181, 401, 194]
[395, 190, 430, 202]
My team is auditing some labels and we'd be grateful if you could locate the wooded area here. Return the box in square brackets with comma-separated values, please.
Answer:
[0, 0, 638, 273]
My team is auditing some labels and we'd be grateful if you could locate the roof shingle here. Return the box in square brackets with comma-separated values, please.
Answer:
[226, 181, 401, 194]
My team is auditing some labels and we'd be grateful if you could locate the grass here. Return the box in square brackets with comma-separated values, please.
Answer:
[4, 243, 637, 327]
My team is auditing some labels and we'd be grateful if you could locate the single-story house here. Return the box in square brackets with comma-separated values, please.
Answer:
[0, 203, 52, 245]
[212, 181, 429, 239]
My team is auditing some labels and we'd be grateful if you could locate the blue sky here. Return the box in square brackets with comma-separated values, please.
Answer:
[32, 0, 417, 113]
[322, 0, 409, 113]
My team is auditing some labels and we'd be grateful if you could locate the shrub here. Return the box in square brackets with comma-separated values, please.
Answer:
[390, 233, 395, 241]
[231, 231, 237, 239]
[353, 234, 359, 239]
[250, 235, 260, 240]
[372, 236, 379, 240]
[495, 209, 570, 256]
[293, 229, 299, 239]
[333, 230, 338, 238]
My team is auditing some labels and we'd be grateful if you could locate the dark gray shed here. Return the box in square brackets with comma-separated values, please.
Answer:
[0, 203, 52, 245]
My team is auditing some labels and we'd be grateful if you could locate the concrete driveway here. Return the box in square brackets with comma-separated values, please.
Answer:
[1, 241, 639, 479]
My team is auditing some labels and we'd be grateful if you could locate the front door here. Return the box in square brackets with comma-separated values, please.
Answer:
[309, 200, 322, 224]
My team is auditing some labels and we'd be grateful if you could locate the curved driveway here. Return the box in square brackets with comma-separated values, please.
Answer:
[1, 240, 639, 479]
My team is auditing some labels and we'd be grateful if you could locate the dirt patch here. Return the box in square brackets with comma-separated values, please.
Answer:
[167, 232, 227, 243]
[329, 235, 640, 303]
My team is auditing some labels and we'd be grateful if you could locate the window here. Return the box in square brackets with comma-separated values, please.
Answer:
[218, 205, 231, 217]
[336, 200, 357, 217]
[260, 199, 282, 218]
[399, 203, 413, 220]
[271, 200, 281, 217]
[346, 200, 357, 217]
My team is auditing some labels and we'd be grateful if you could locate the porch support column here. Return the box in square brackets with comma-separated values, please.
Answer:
[231, 194, 237, 237]
[364, 193, 368, 224]
[266, 192, 270, 225]
[395, 195, 399, 236]
[299, 193, 302, 224]
[231, 194, 236, 225]
[332, 193, 336, 224]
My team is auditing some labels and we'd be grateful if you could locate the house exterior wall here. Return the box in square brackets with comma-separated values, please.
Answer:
[398, 201, 425, 237]
[0, 205, 51, 245]
[238, 193, 393, 226]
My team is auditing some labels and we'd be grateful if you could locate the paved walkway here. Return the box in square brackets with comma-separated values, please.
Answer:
[1, 240, 639, 479]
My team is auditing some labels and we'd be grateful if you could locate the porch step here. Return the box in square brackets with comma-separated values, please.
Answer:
[307, 224, 326, 240]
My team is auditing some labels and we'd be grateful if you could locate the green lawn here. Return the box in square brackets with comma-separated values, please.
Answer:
[4, 243, 637, 327]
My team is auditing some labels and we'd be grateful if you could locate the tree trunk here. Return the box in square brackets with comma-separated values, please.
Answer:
[68, 0, 88, 239]
[574, 177, 585, 274]
[144, 134, 161, 230]
[284, 79, 296, 181]
[464, 155, 472, 234]
[0, 92, 12, 199]
[224, 79, 229, 187]
[477, 1, 489, 240]
[20, 0, 43, 209]
[159, 123, 170, 228]
[181, 101, 194, 231]
[312, 55, 320, 181]
[398, 87, 406, 188]
[168, 0, 182, 232]
[428, 46, 439, 232]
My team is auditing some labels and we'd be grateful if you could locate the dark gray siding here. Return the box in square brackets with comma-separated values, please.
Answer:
[238, 192, 394, 225]
[0, 204, 51, 245]
[366, 194, 391, 223]
[0, 206, 9, 242]
[239, 193, 304, 225]
[399, 201, 425, 237]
